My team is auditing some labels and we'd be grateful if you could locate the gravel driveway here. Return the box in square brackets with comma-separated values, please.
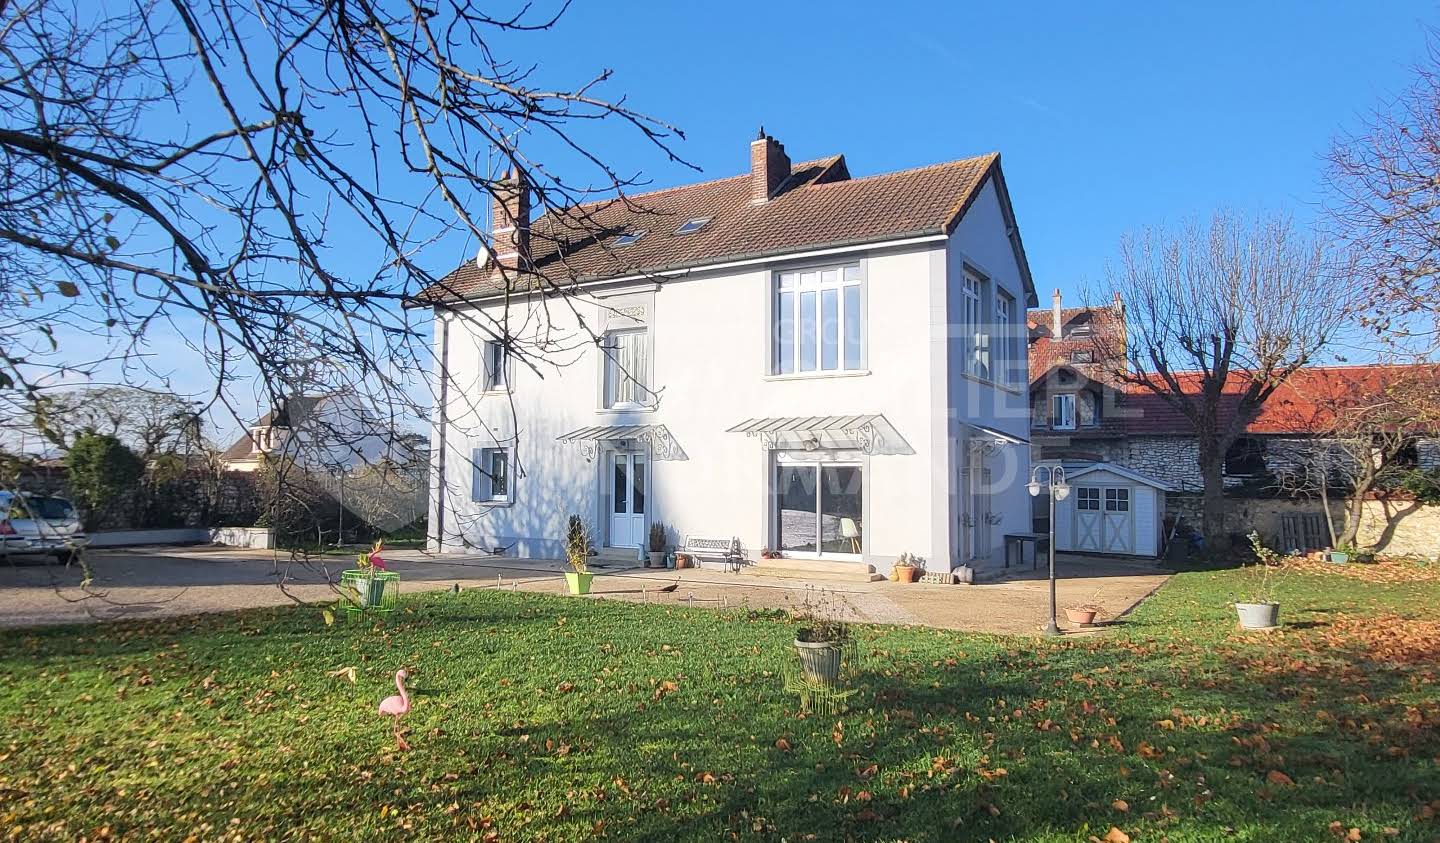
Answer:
[0, 547, 1170, 635]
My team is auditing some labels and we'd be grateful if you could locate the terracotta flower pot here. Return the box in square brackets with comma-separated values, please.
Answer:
[1065, 607, 1098, 626]
[894, 565, 921, 583]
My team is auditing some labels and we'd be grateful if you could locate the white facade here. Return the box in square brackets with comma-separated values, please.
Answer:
[1047, 463, 1170, 558]
[429, 184, 1032, 575]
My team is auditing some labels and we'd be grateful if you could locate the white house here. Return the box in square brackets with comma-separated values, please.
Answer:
[420, 132, 1038, 577]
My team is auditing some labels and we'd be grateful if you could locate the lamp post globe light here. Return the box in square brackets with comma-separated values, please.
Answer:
[1027, 465, 1070, 636]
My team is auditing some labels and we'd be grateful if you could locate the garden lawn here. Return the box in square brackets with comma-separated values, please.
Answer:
[1, 565, 1437, 842]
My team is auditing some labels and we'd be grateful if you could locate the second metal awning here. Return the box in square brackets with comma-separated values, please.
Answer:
[725, 414, 913, 455]
[556, 424, 685, 460]
[963, 422, 1029, 447]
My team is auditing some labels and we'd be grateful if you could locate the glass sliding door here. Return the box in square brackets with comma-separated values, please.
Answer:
[775, 465, 818, 553]
[774, 460, 863, 558]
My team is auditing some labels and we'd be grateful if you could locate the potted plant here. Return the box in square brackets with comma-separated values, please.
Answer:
[760, 548, 782, 560]
[647, 522, 668, 568]
[1235, 531, 1283, 630]
[563, 515, 594, 596]
[674, 552, 693, 569]
[892, 552, 924, 583]
[791, 587, 848, 687]
[1065, 589, 1103, 626]
[354, 539, 389, 608]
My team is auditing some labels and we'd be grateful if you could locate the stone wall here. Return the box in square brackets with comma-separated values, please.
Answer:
[1166, 493, 1440, 559]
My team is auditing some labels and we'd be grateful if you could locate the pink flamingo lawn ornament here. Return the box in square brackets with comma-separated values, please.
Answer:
[377, 669, 411, 750]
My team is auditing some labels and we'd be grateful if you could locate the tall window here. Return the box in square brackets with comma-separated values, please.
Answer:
[472, 447, 510, 502]
[962, 271, 989, 379]
[774, 460, 863, 557]
[603, 329, 650, 408]
[773, 264, 862, 375]
[995, 290, 1015, 385]
[1051, 393, 1077, 430]
[483, 341, 508, 391]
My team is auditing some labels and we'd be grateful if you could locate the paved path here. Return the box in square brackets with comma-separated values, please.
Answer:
[0, 547, 1170, 635]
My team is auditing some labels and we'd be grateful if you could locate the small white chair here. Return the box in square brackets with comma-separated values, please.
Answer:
[840, 518, 861, 553]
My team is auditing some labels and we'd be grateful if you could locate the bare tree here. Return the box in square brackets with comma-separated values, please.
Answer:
[1326, 37, 1440, 355]
[0, 0, 693, 599]
[30, 386, 203, 459]
[1273, 366, 1440, 547]
[1096, 211, 1346, 548]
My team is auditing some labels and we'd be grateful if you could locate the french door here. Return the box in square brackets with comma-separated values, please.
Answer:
[774, 460, 863, 558]
[608, 452, 646, 548]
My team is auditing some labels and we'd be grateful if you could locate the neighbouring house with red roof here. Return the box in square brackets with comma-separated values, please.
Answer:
[416, 130, 1039, 576]
[1025, 294, 1440, 554]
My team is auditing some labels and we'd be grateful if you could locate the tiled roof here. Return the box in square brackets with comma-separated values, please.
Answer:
[418, 152, 1011, 303]
[1026, 304, 1126, 384]
[1121, 365, 1440, 436]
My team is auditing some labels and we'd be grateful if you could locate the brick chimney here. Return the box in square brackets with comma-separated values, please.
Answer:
[490, 165, 530, 272]
[1051, 289, 1063, 337]
[749, 127, 790, 204]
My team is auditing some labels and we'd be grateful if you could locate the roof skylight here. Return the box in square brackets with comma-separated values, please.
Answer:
[673, 217, 711, 235]
[613, 230, 647, 246]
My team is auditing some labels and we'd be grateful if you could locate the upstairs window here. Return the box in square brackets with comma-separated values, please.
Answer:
[613, 230, 647, 246]
[1071, 350, 1094, 364]
[1224, 437, 1267, 477]
[1051, 393, 1077, 430]
[603, 329, 651, 408]
[995, 289, 1017, 385]
[773, 264, 863, 375]
[962, 270, 990, 379]
[483, 341, 509, 392]
[673, 217, 710, 235]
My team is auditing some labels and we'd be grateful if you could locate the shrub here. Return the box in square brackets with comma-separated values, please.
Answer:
[64, 433, 143, 530]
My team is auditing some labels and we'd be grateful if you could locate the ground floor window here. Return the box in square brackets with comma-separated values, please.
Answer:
[774, 460, 862, 557]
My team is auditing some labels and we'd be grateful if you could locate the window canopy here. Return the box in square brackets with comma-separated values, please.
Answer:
[726, 414, 913, 456]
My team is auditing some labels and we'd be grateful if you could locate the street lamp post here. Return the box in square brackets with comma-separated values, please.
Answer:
[1027, 465, 1070, 636]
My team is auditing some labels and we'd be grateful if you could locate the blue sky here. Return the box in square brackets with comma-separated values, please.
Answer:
[513, 0, 1435, 305]
[28, 1, 1435, 449]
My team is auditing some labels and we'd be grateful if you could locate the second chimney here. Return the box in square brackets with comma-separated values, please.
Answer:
[750, 128, 791, 204]
[1051, 289, 1063, 337]
[490, 165, 531, 273]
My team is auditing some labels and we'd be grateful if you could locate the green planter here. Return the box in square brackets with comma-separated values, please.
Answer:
[564, 571, 594, 595]
[340, 570, 400, 614]
[1328, 551, 1350, 564]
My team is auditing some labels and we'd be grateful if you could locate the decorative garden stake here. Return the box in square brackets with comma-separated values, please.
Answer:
[341, 539, 400, 616]
[377, 669, 412, 750]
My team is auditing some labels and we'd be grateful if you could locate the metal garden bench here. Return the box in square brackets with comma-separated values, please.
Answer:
[680, 535, 743, 573]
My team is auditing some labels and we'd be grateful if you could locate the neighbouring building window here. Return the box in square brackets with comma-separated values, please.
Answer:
[1224, 437, 1267, 477]
[995, 290, 1016, 385]
[472, 447, 510, 502]
[603, 329, 651, 408]
[1104, 487, 1130, 512]
[1071, 350, 1094, 364]
[1076, 487, 1100, 510]
[774, 264, 862, 375]
[483, 341, 508, 391]
[1051, 393, 1077, 430]
[962, 270, 990, 379]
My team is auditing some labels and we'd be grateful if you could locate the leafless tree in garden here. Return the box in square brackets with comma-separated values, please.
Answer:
[1272, 366, 1440, 548]
[0, 0, 691, 594]
[1094, 211, 1347, 548]
[1326, 36, 1440, 355]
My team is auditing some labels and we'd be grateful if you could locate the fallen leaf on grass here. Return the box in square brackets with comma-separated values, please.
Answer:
[1266, 770, 1295, 787]
[1103, 827, 1131, 843]
[774, 738, 791, 752]
[1111, 799, 1129, 812]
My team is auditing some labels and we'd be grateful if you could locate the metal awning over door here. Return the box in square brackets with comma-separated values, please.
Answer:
[556, 424, 685, 461]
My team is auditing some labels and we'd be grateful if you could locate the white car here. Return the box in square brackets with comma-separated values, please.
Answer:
[0, 492, 89, 560]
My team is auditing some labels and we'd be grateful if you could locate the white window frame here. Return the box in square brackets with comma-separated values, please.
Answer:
[483, 341, 509, 392]
[602, 328, 651, 409]
[962, 269, 990, 380]
[772, 263, 865, 376]
[771, 453, 864, 561]
[995, 289, 1016, 386]
[472, 447, 510, 503]
[1052, 393, 1077, 431]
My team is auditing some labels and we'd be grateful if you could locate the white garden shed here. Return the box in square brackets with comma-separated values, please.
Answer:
[1046, 463, 1173, 558]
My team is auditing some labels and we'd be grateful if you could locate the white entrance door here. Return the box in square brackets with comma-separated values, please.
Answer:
[1101, 488, 1134, 553]
[1073, 486, 1103, 551]
[608, 452, 646, 548]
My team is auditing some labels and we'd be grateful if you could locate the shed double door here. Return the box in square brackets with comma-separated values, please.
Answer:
[1073, 486, 1134, 554]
